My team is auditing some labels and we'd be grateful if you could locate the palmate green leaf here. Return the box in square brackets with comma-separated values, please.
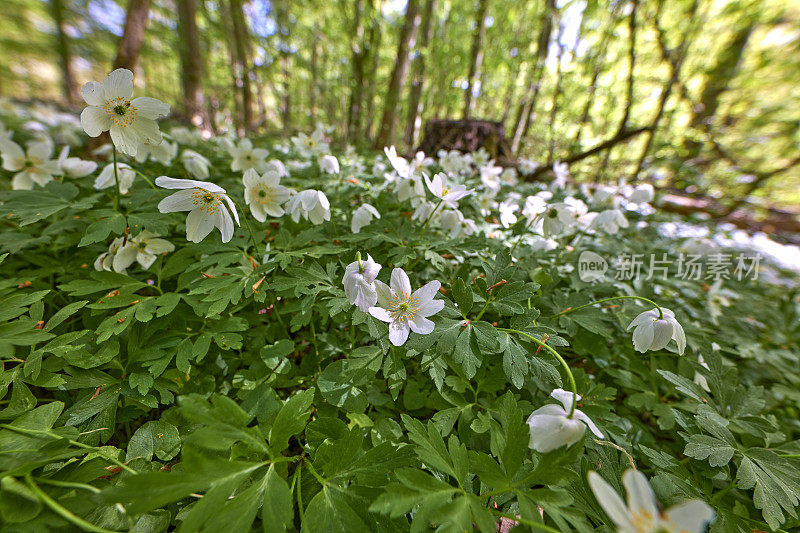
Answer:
[0, 182, 96, 226]
[736, 447, 800, 530]
[77, 211, 126, 246]
[451, 277, 473, 317]
[179, 394, 267, 454]
[684, 434, 736, 467]
[269, 388, 315, 454]
[125, 420, 181, 462]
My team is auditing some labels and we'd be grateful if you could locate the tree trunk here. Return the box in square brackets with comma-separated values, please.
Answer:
[177, 0, 206, 127]
[218, 0, 242, 132]
[51, 0, 79, 105]
[510, 0, 555, 155]
[683, 19, 754, 158]
[462, 0, 489, 119]
[347, 0, 367, 140]
[374, 0, 422, 149]
[404, 0, 436, 149]
[310, 25, 320, 127]
[113, 0, 151, 71]
[632, 0, 700, 179]
[229, 0, 254, 131]
[572, 8, 617, 149]
[546, 23, 565, 164]
[364, 4, 384, 141]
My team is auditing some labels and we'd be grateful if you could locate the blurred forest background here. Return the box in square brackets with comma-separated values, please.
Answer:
[1, 0, 799, 212]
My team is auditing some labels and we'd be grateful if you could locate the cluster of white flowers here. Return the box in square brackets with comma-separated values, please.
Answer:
[94, 231, 174, 273]
[342, 256, 444, 347]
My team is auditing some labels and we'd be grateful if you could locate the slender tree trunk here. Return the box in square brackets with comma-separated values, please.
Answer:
[364, 4, 383, 141]
[614, 0, 638, 138]
[510, 0, 555, 155]
[347, 0, 367, 140]
[51, 0, 79, 105]
[229, 0, 254, 131]
[113, 0, 150, 70]
[404, 0, 436, 149]
[462, 0, 489, 118]
[177, 0, 206, 127]
[572, 8, 617, 149]
[310, 25, 319, 127]
[546, 23, 565, 164]
[683, 19, 753, 158]
[632, 0, 700, 178]
[374, 0, 422, 149]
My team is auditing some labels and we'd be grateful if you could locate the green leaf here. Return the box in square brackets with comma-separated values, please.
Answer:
[269, 388, 315, 453]
[126, 420, 181, 462]
[451, 278, 473, 318]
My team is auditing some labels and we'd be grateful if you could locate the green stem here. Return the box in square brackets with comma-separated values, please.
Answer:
[498, 328, 578, 418]
[488, 509, 561, 533]
[231, 199, 263, 260]
[111, 145, 121, 211]
[32, 477, 101, 494]
[304, 459, 326, 486]
[474, 298, 492, 321]
[548, 295, 663, 320]
[24, 474, 122, 533]
[418, 199, 443, 240]
[0, 424, 136, 474]
[508, 217, 536, 257]
[131, 168, 158, 189]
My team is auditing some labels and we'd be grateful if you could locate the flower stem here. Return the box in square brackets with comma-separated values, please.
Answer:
[508, 217, 536, 257]
[111, 145, 121, 211]
[548, 295, 663, 320]
[131, 168, 158, 189]
[24, 474, 122, 533]
[418, 199, 443, 240]
[231, 199, 264, 260]
[498, 327, 578, 418]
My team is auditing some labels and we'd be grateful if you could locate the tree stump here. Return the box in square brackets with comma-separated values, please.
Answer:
[417, 119, 516, 165]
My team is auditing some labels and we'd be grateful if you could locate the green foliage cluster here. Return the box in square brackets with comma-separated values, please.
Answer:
[0, 104, 799, 532]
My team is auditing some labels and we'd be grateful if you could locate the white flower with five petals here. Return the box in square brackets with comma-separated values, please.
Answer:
[368, 268, 444, 346]
[1, 140, 60, 189]
[156, 176, 239, 243]
[425, 172, 473, 208]
[229, 138, 269, 173]
[588, 469, 714, 533]
[80, 68, 170, 157]
[57, 146, 97, 178]
[242, 168, 291, 222]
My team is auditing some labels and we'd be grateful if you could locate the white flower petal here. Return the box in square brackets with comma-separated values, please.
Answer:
[185, 208, 214, 242]
[622, 470, 659, 522]
[588, 472, 635, 531]
[81, 81, 105, 106]
[158, 189, 195, 212]
[662, 500, 715, 533]
[388, 321, 410, 346]
[390, 268, 412, 298]
[103, 68, 134, 100]
[81, 106, 111, 137]
[131, 97, 170, 119]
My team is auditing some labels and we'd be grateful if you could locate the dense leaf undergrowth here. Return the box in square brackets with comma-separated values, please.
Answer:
[1, 97, 800, 532]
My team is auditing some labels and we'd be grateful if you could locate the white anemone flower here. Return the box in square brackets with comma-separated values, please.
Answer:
[94, 237, 137, 273]
[80, 68, 170, 157]
[229, 138, 269, 173]
[439, 209, 477, 239]
[351, 203, 381, 233]
[1, 140, 60, 189]
[540, 203, 578, 236]
[498, 198, 519, 228]
[285, 189, 331, 225]
[627, 307, 686, 355]
[342, 254, 382, 312]
[129, 231, 175, 269]
[551, 161, 570, 189]
[266, 159, 289, 177]
[480, 163, 503, 191]
[134, 139, 177, 165]
[526, 388, 603, 453]
[94, 162, 136, 194]
[384, 145, 411, 178]
[396, 175, 426, 206]
[242, 168, 291, 222]
[57, 147, 97, 178]
[588, 469, 715, 533]
[181, 149, 211, 179]
[155, 176, 239, 243]
[522, 195, 547, 224]
[368, 268, 444, 346]
[594, 209, 629, 234]
[628, 183, 655, 204]
[291, 130, 328, 158]
[320, 154, 340, 174]
[425, 172, 473, 208]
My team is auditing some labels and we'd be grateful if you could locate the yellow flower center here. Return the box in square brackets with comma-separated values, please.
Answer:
[104, 97, 137, 127]
[191, 188, 220, 214]
[389, 292, 420, 322]
[252, 184, 274, 204]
